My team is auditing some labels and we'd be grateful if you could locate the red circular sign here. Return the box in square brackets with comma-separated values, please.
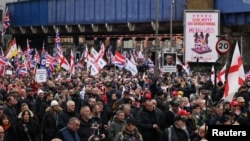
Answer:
[215, 39, 231, 55]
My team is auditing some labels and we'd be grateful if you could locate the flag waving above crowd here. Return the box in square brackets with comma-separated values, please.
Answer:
[2, 7, 10, 36]
[223, 41, 245, 102]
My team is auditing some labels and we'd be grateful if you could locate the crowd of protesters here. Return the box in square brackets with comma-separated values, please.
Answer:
[0, 61, 249, 141]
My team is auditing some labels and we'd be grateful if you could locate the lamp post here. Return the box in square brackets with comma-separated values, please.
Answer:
[170, 0, 175, 52]
[195, 56, 203, 72]
[154, 0, 159, 78]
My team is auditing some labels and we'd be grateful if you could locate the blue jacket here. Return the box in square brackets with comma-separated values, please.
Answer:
[57, 126, 80, 141]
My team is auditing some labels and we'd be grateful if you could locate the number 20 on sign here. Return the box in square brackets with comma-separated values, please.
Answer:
[215, 39, 231, 55]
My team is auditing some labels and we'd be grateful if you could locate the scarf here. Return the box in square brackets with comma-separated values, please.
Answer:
[2, 123, 10, 131]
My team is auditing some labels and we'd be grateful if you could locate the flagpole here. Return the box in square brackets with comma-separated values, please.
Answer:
[114, 48, 116, 77]
[213, 55, 225, 99]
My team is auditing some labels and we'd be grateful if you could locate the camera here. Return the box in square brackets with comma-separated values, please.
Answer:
[93, 128, 99, 135]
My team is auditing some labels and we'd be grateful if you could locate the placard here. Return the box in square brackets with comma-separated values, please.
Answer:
[35, 69, 47, 83]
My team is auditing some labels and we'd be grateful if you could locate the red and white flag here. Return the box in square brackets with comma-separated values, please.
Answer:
[70, 49, 75, 76]
[115, 51, 126, 69]
[58, 53, 69, 71]
[97, 43, 105, 60]
[88, 47, 107, 75]
[90, 57, 107, 76]
[223, 41, 245, 102]
[84, 46, 89, 62]
[125, 58, 138, 76]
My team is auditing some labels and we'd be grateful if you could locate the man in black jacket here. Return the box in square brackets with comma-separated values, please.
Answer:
[160, 116, 190, 141]
[136, 99, 164, 141]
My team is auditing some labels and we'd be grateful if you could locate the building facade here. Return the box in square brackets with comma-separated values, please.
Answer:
[2, 0, 250, 68]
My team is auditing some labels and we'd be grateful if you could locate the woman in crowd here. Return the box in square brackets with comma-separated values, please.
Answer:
[0, 114, 16, 141]
[15, 110, 41, 141]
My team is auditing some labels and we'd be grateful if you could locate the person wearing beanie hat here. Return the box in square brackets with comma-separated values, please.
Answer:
[51, 100, 59, 107]
[161, 116, 190, 141]
[154, 89, 168, 112]
[190, 103, 204, 130]
[42, 100, 62, 141]
[126, 116, 136, 125]
[114, 116, 143, 141]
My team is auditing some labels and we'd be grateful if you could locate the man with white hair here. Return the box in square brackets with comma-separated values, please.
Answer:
[57, 100, 80, 130]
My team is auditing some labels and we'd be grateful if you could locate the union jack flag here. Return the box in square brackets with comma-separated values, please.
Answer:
[55, 29, 63, 55]
[46, 52, 57, 72]
[0, 56, 12, 67]
[18, 63, 27, 77]
[2, 7, 10, 36]
[0, 57, 8, 66]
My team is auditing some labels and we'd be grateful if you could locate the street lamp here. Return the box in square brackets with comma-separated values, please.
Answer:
[194, 56, 203, 72]
[154, 0, 159, 78]
[170, 0, 175, 52]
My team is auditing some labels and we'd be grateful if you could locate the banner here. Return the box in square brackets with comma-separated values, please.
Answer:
[184, 10, 220, 62]
[35, 69, 47, 83]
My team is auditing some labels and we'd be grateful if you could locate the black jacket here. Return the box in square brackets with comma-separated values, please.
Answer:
[57, 109, 80, 130]
[136, 107, 163, 141]
[15, 119, 40, 141]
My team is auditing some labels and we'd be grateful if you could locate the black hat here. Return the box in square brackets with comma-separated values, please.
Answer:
[174, 115, 186, 122]
[126, 116, 136, 125]
[224, 108, 235, 116]
[123, 91, 130, 95]
[156, 89, 164, 96]
[171, 100, 180, 107]
[191, 104, 200, 110]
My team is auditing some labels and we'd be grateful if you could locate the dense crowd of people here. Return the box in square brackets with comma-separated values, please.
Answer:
[0, 63, 249, 141]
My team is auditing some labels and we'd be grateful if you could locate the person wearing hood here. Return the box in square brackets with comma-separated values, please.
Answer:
[15, 110, 41, 141]
[17, 103, 39, 125]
